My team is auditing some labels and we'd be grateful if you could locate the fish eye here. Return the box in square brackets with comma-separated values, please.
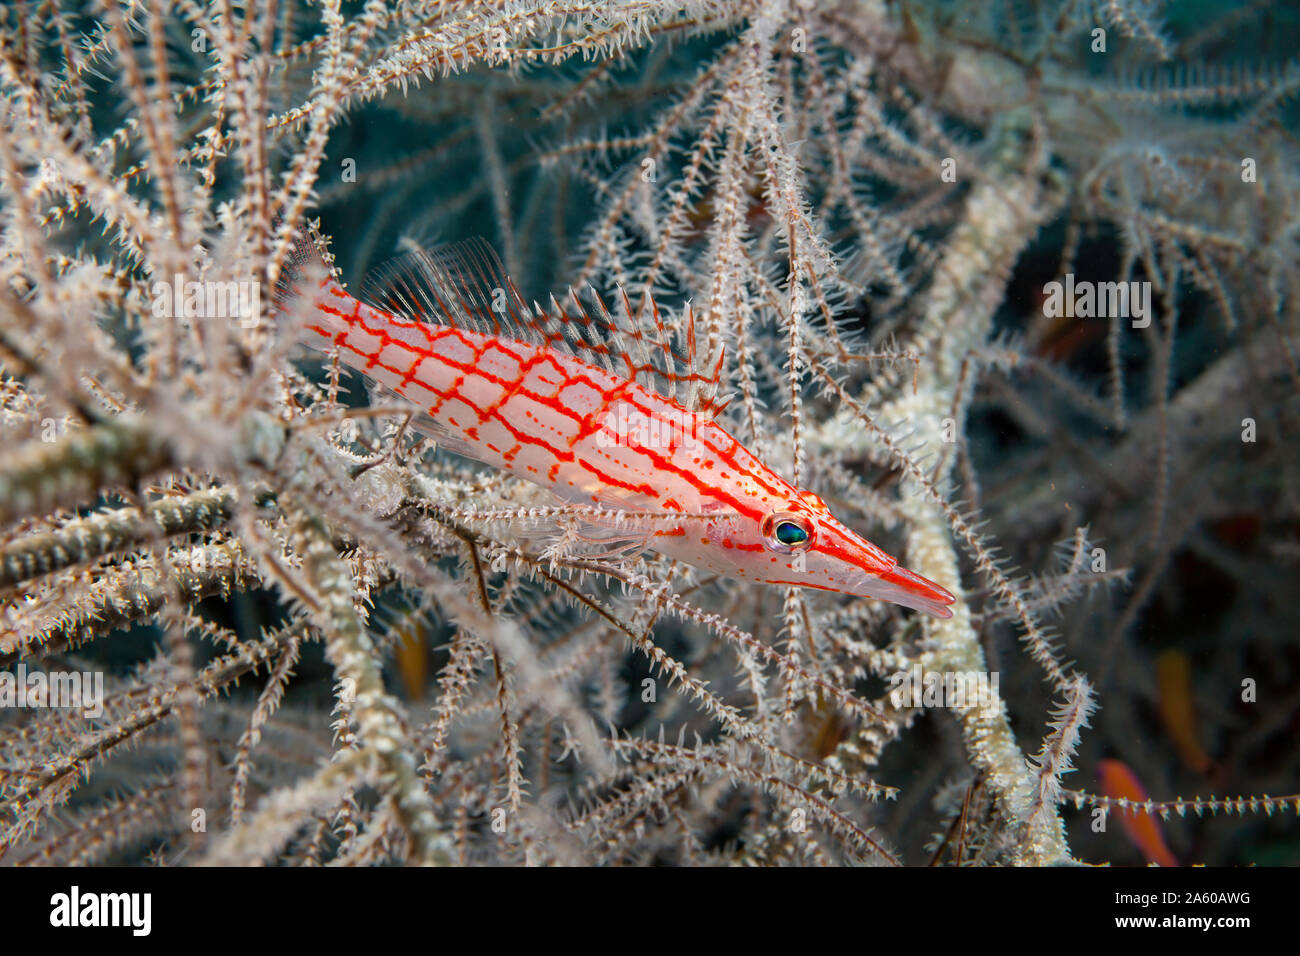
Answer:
[761, 512, 813, 554]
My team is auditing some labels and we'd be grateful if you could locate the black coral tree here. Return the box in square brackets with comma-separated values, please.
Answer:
[0, 0, 1296, 866]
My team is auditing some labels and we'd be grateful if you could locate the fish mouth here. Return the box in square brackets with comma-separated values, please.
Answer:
[845, 563, 956, 619]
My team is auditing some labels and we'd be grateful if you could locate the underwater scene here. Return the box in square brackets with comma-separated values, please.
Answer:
[0, 0, 1296, 875]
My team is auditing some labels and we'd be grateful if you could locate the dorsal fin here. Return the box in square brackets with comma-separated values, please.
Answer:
[357, 237, 728, 415]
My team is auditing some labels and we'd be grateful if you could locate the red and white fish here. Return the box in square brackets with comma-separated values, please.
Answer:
[274, 228, 956, 618]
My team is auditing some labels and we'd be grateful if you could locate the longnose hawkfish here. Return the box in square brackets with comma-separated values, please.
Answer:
[274, 227, 956, 618]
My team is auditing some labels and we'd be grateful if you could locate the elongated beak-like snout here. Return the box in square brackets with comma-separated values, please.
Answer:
[846, 562, 956, 618]
[818, 517, 956, 618]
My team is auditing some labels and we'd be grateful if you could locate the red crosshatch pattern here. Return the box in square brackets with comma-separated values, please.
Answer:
[291, 264, 955, 619]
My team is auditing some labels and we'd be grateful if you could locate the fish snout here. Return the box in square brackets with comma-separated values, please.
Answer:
[813, 517, 957, 618]
[842, 561, 956, 618]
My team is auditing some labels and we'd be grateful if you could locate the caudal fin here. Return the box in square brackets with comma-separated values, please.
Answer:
[271, 221, 348, 347]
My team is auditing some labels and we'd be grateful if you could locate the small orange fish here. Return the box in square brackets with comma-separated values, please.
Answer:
[1098, 758, 1178, 867]
[393, 618, 429, 701]
[1155, 650, 1216, 776]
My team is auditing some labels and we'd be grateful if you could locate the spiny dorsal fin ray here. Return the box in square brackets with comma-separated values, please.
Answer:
[357, 236, 727, 415]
